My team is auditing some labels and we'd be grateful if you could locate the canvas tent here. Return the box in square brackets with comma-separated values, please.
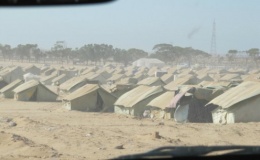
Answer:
[0, 77, 8, 89]
[62, 84, 117, 112]
[13, 80, 58, 101]
[206, 81, 260, 124]
[0, 66, 23, 84]
[0, 79, 23, 98]
[23, 65, 41, 75]
[169, 86, 225, 123]
[146, 91, 176, 119]
[114, 85, 164, 117]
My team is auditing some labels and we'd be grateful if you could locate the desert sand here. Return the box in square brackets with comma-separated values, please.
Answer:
[0, 98, 260, 160]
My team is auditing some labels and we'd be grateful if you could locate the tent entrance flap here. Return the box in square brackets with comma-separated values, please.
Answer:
[29, 87, 37, 101]
[96, 92, 104, 112]
[174, 104, 189, 123]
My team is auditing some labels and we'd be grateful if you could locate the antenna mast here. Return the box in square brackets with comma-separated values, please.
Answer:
[210, 20, 217, 55]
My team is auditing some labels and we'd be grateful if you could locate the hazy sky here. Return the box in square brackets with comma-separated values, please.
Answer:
[0, 0, 259, 54]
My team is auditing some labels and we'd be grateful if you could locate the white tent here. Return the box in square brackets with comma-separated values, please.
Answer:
[132, 58, 165, 68]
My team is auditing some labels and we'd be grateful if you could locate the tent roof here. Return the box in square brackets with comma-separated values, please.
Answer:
[219, 74, 241, 81]
[24, 65, 39, 70]
[249, 69, 260, 74]
[117, 77, 138, 85]
[41, 73, 57, 82]
[59, 76, 86, 91]
[167, 66, 178, 74]
[63, 84, 100, 100]
[82, 71, 96, 78]
[164, 75, 195, 90]
[207, 68, 227, 74]
[161, 74, 174, 83]
[227, 68, 246, 74]
[13, 80, 39, 93]
[137, 77, 165, 86]
[193, 87, 225, 102]
[197, 74, 213, 80]
[113, 69, 125, 74]
[242, 74, 260, 82]
[81, 67, 97, 75]
[107, 74, 125, 81]
[195, 68, 210, 75]
[147, 67, 158, 76]
[178, 68, 195, 75]
[206, 81, 260, 109]
[115, 85, 164, 108]
[0, 66, 22, 76]
[0, 79, 23, 93]
[147, 91, 175, 109]
[52, 74, 67, 83]
[44, 67, 55, 72]
[87, 73, 102, 80]
[198, 80, 231, 88]
[95, 70, 111, 79]
[133, 73, 146, 79]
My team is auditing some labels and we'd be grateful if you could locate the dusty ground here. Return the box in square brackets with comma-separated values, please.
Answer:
[0, 98, 260, 160]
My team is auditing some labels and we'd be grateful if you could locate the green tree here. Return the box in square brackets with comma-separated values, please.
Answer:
[51, 41, 67, 64]
[247, 48, 259, 68]
[152, 43, 177, 63]
[127, 48, 148, 61]
[0, 44, 12, 61]
[226, 49, 238, 64]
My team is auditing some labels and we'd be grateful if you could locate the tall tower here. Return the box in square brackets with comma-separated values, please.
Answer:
[210, 20, 217, 55]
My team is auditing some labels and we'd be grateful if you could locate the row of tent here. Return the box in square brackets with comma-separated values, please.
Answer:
[1, 77, 260, 125]
[0, 63, 260, 124]
[61, 80, 260, 125]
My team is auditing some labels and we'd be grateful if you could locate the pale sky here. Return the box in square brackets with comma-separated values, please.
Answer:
[0, 0, 259, 54]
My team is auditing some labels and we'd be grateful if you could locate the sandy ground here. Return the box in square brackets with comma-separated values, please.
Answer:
[0, 98, 260, 160]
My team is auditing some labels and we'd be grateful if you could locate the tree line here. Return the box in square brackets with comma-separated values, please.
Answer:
[226, 48, 260, 68]
[0, 42, 211, 66]
[1, 41, 258, 68]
